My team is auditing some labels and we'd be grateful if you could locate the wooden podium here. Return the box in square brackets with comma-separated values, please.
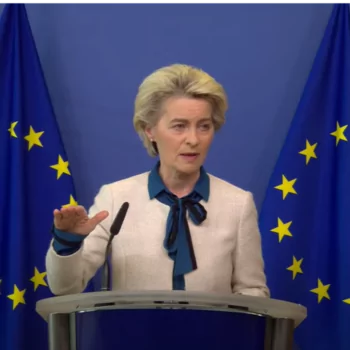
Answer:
[36, 290, 307, 350]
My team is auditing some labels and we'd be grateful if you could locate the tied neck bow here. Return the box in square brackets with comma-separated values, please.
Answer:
[156, 191, 207, 290]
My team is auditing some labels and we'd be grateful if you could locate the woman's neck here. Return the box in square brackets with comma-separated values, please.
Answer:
[159, 164, 200, 198]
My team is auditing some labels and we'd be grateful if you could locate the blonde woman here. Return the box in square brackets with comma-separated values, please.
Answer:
[45, 64, 270, 298]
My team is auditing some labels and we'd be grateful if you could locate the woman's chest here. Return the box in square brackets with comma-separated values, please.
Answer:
[114, 202, 238, 255]
[112, 201, 238, 270]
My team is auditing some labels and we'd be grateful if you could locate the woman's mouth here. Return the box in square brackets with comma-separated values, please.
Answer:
[179, 153, 199, 162]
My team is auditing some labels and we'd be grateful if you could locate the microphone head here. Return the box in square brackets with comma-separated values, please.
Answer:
[110, 202, 129, 236]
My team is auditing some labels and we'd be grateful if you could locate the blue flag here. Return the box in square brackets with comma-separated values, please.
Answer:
[0, 5, 78, 349]
[259, 4, 350, 349]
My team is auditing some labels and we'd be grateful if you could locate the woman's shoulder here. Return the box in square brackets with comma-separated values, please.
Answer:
[90, 171, 151, 214]
[109, 171, 149, 187]
[102, 171, 150, 195]
[207, 173, 252, 202]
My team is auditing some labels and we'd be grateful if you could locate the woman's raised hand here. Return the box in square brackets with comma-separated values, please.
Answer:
[53, 205, 109, 236]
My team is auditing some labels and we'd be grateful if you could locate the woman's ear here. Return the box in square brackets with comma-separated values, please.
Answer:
[145, 126, 154, 142]
[145, 126, 158, 155]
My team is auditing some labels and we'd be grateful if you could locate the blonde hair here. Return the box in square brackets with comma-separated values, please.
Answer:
[133, 64, 228, 156]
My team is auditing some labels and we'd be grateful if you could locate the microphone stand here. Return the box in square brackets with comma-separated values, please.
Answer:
[100, 202, 129, 292]
[101, 236, 113, 291]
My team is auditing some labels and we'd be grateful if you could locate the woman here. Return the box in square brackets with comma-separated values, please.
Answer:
[45, 64, 270, 298]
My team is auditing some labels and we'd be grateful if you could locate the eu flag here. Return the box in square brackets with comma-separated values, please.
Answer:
[259, 4, 350, 349]
[0, 5, 78, 349]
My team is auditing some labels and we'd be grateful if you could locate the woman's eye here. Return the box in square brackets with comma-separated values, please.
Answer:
[173, 124, 185, 129]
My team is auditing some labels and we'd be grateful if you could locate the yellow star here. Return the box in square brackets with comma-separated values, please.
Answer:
[24, 126, 44, 151]
[271, 218, 293, 242]
[30, 267, 48, 291]
[62, 195, 78, 208]
[310, 279, 330, 303]
[8, 121, 18, 138]
[7, 285, 26, 310]
[50, 155, 71, 179]
[274, 175, 297, 200]
[343, 298, 350, 305]
[330, 121, 348, 146]
[287, 256, 303, 279]
[299, 140, 317, 165]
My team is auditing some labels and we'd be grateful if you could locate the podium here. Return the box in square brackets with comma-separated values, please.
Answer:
[36, 290, 307, 350]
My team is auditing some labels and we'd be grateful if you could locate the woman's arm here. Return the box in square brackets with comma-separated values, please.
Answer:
[231, 192, 270, 297]
[45, 185, 114, 295]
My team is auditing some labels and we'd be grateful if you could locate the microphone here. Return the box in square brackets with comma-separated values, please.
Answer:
[100, 201, 129, 291]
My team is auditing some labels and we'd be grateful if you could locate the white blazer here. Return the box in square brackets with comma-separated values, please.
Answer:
[45, 171, 270, 298]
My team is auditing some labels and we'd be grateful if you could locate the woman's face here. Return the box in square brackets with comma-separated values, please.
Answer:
[146, 96, 215, 176]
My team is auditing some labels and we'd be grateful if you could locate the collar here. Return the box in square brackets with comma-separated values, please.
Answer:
[148, 161, 210, 201]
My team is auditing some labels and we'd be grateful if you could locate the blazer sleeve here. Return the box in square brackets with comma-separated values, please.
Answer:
[45, 184, 114, 295]
[231, 191, 270, 298]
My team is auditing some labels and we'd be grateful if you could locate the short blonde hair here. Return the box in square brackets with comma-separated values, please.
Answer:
[133, 64, 228, 156]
